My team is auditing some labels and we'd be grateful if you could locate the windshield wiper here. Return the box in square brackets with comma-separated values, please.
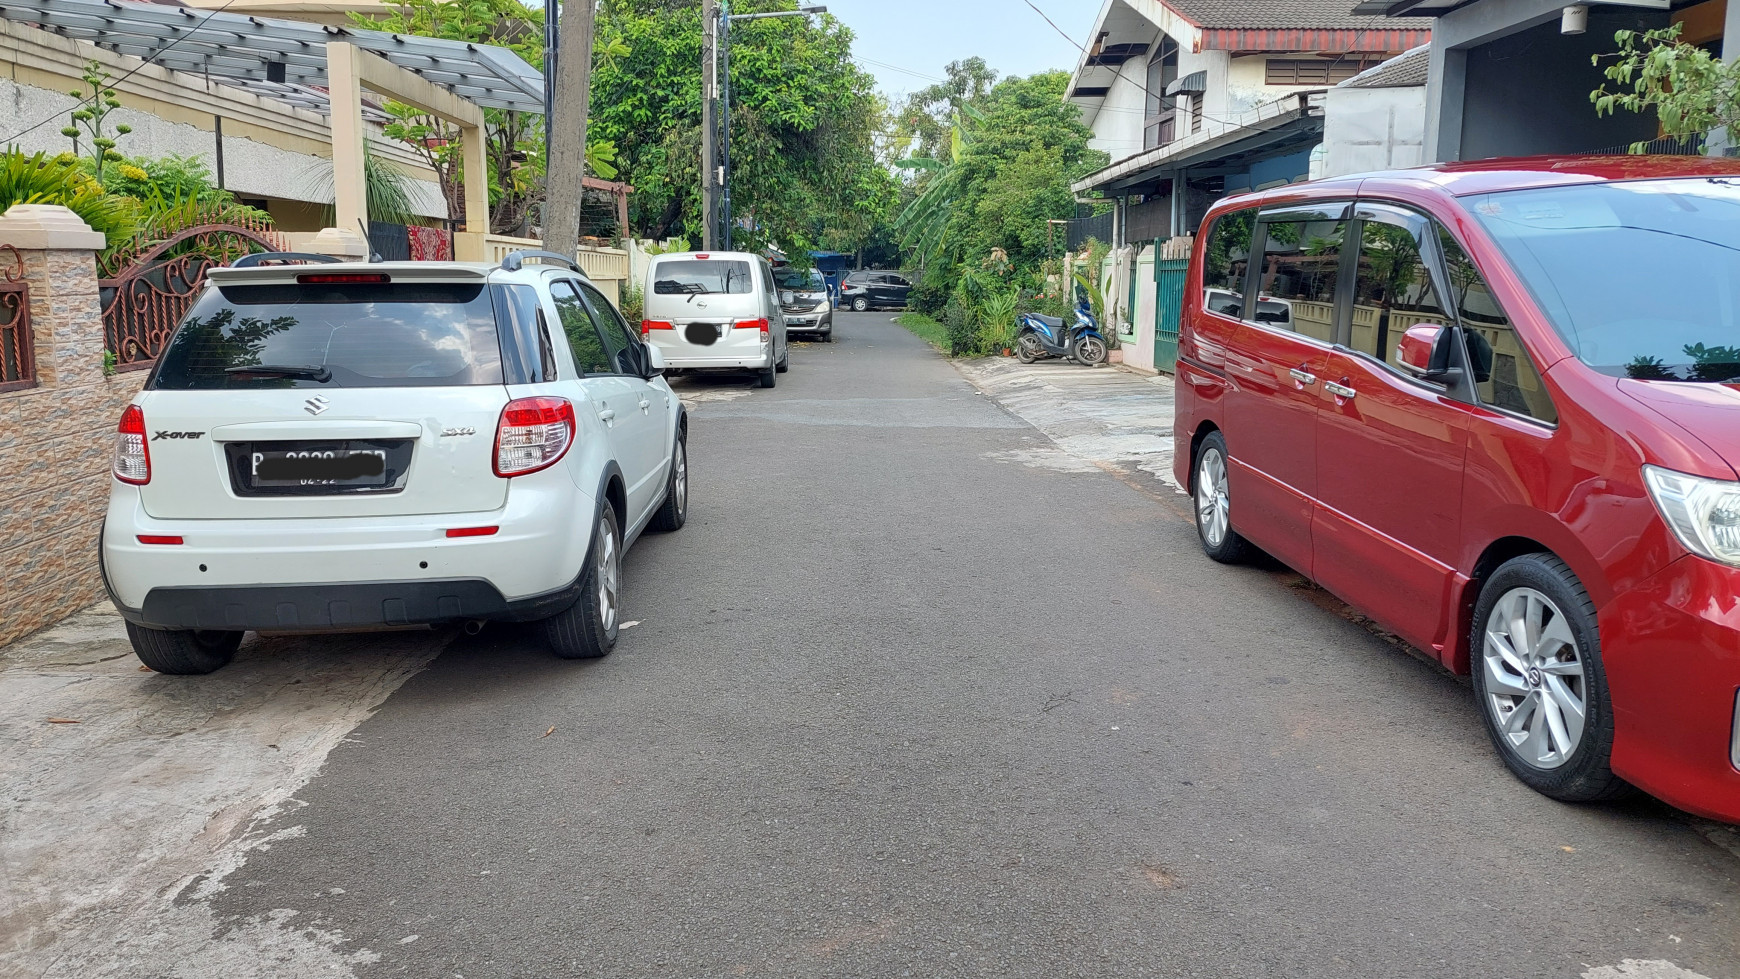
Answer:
[225, 364, 332, 382]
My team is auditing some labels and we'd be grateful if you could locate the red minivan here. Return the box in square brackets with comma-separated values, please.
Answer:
[1173, 156, 1740, 822]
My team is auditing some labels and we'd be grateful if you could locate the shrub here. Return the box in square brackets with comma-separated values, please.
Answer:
[0, 148, 137, 246]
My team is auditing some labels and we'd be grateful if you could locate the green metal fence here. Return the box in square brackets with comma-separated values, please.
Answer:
[1154, 255, 1189, 374]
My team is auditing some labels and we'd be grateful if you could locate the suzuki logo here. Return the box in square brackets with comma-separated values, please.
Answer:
[304, 396, 331, 416]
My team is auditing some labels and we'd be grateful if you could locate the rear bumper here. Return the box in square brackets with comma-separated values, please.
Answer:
[1602, 554, 1740, 823]
[663, 354, 773, 370]
[111, 575, 581, 632]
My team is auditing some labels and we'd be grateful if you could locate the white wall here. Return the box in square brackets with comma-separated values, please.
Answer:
[1225, 55, 1325, 114]
[1089, 68, 1148, 160]
[1180, 49, 1231, 122]
[1320, 86, 1427, 178]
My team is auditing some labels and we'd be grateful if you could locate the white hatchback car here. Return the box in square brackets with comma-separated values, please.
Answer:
[639, 251, 789, 387]
[101, 250, 688, 674]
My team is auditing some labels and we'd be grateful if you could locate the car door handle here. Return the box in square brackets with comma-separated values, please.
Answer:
[637, 398, 651, 413]
[1325, 380, 1357, 399]
[598, 408, 616, 423]
[1288, 368, 1317, 386]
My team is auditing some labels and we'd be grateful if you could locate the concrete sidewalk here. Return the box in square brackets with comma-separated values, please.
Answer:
[953, 355, 1182, 494]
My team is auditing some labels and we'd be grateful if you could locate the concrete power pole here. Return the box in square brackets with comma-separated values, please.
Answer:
[543, 0, 597, 258]
[701, 0, 717, 250]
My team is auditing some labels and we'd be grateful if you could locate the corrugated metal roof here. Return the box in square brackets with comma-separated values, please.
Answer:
[1338, 44, 1429, 88]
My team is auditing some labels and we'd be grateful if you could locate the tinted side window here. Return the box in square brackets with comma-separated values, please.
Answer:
[1350, 216, 1450, 371]
[493, 284, 556, 383]
[1256, 219, 1345, 342]
[579, 283, 642, 375]
[550, 280, 613, 375]
[1202, 209, 1255, 319]
[1438, 227, 1557, 424]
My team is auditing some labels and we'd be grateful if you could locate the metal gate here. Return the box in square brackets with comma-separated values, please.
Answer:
[1154, 255, 1189, 373]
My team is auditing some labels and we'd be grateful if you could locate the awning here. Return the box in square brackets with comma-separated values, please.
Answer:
[0, 0, 545, 113]
[1073, 92, 1325, 195]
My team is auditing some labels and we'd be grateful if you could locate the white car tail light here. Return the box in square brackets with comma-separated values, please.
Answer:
[494, 396, 575, 477]
[642, 319, 675, 338]
[113, 404, 150, 484]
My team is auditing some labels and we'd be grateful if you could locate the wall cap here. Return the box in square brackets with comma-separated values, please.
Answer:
[0, 205, 107, 251]
[307, 226, 370, 258]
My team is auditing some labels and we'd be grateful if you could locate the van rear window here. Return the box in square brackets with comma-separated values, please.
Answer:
[150, 281, 504, 389]
[652, 260, 753, 295]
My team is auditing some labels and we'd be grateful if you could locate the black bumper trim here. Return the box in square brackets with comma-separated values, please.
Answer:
[121, 575, 584, 632]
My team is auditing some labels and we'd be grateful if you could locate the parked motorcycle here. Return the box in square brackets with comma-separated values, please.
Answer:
[1014, 300, 1109, 367]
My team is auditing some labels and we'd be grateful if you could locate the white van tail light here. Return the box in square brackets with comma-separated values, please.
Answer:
[734, 317, 770, 337]
[113, 404, 150, 484]
[642, 319, 674, 338]
[494, 396, 575, 477]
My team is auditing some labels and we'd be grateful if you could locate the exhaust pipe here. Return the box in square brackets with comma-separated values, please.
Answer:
[463, 619, 485, 636]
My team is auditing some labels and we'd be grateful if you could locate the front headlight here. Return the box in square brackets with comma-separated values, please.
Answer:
[1642, 465, 1740, 566]
[812, 300, 830, 312]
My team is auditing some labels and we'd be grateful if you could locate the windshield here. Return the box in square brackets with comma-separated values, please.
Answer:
[774, 268, 825, 291]
[151, 281, 504, 389]
[652, 259, 752, 295]
[1468, 178, 1740, 381]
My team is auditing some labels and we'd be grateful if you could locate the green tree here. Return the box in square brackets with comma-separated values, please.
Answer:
[1591, 23, 1740, 151]
[589, 0, 895, 250]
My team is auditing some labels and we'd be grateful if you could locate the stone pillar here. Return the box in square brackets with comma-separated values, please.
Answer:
[0, 205, 144, 647]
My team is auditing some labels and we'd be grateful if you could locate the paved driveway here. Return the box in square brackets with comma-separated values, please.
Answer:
[2, 312, 1736, 978]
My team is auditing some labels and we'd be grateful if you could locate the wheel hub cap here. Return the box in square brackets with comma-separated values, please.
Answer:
[1481, 586, 1587, 770]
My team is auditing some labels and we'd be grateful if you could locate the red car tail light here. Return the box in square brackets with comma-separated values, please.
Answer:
[734, 318, 770, 337]
[297, 273, 391, 284]
[493, 396, 575, 477]
[642, 319, 675, 337]
[114, 404, 150, 485]
[136, 535, 183, 545]
[445, 526, 500, 538]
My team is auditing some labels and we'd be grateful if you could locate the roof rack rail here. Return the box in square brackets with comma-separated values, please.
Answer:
[500, 250, 582, 274]
[230, 252, 344, 268]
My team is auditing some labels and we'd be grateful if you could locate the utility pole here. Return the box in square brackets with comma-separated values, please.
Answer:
[544, 0, 597, 258]
[701, 0, 717, 250]
[707, 4, 825, 251]
[542, 0, 558, 126]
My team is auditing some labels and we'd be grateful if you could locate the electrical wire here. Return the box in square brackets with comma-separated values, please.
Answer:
[1, 0, 244, 144]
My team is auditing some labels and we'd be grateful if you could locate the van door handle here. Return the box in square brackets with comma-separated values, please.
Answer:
[598, 408, 616, 424]
[1288, 367, 1317, 386]
[638, 398, 651, 413]
[1325, 380, 1357, 399]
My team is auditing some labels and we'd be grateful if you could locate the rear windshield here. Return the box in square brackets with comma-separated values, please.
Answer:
[653, 260, 752, 296]
[151, 281, 505, 389]
[1468, 178, 1740, 381]
[774, 268, 825, 291]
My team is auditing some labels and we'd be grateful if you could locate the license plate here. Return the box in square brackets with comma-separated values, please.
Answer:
[251, 448, 389, 488]
[788, 317, 812, 326]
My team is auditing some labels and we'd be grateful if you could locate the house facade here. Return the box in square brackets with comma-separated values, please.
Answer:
[1063, 0, 1428, 372]
[1354, 0, 1733, 161]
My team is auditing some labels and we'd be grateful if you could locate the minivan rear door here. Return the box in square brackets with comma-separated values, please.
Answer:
[1220, 203, 1350, 574]
[135, 272, 513, 520]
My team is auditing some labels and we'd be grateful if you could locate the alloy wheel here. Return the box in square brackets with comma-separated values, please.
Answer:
[673, 442, 688, 516]
[596, 515, 620, 633]
[1196, 449, 1229, 548]
[1482, 586, 1587, 769]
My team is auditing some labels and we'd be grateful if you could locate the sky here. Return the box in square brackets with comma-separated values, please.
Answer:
[821, 0, 1099, 99]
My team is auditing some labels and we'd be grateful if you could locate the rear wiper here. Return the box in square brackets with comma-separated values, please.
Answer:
[225, 364, 332, 382]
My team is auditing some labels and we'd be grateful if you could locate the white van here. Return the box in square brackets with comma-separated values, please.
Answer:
[639, 252, 789, 388]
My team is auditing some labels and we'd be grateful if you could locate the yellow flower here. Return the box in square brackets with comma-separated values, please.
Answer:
[118, 164, 149, 182]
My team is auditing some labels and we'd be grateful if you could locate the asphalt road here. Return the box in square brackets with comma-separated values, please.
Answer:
[204, 312, 1739, 978]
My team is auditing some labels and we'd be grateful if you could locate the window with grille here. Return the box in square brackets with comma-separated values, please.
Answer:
[1264, 57, 1385, 86]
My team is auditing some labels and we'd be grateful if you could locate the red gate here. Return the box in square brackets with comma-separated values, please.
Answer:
[101, 220, 283, 370]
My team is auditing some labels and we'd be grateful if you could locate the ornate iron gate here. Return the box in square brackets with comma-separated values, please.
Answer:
[100, 222, 281, 370]
[0, 245, 34, 392]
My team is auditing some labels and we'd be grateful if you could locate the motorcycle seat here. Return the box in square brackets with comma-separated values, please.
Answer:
[1028, 313, 1065, 329]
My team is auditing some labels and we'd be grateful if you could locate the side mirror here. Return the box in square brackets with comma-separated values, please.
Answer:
[1396, 323, 1461, 383]
[645, 345, 667, 378]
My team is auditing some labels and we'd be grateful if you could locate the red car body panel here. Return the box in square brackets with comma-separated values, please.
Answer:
[1172, 156, 1740, 822]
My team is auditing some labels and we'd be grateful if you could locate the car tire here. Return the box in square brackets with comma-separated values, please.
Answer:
[126, 622, 243, 675]
[649, 430, 688, 533]
[543, 503, 622, 660]
[776, 345, 790, 373]
[1192, 432, 1252, 564]
[851, 297, 869, 312]
[820, 328, 833, 343]
[758, 359, 777, 388]
[1470, 553, 1632, 803]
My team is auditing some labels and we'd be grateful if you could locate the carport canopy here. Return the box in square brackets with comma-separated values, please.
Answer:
[0, 0, 545, 113]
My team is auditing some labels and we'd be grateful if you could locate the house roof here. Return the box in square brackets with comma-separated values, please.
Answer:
[1166, 0, 1431, 32]
[1337, 44, 1429, 88]
[0, 0, 545, 112]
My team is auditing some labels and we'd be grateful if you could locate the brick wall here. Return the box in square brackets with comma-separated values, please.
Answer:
[0, 212, 146, 647]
